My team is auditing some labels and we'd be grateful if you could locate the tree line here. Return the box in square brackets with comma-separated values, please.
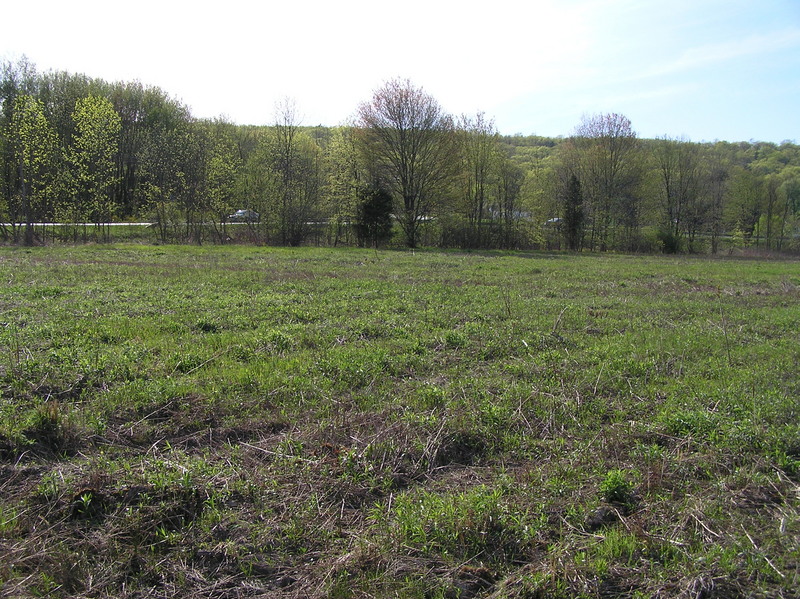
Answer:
[2, 58, 799, 252]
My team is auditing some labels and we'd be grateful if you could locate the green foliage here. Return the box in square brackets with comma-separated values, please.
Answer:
[69, 95, 122, 226]
[657, 225, 682, 253]
[599, 469, 635, 505]
[384, 485, 535, 561]
[660, 408, 717, 439]
[0, 502, 21, 535]
[4, 58, 800, 251]
[561, 173, 584, 250]
[354, 184, 393, 247]
[10, 95, 60, 238]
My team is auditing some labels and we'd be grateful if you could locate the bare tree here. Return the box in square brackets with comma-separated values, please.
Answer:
[494, 152, 525, 249]
[458, 112, 498, 247]
[653, 136, 702, 252]
[265, 98, 321, 246]
[1, 57, 40, 242]
[356, 79, 457, 248]
[704, 146, 729, 254]
[273, 98, 299, 244]
[569, 113, 642, 250]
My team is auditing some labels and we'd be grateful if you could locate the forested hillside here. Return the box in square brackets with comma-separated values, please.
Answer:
[2, 58, 799, 252]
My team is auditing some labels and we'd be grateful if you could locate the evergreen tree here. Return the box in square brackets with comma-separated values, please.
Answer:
[355, 185, 393, 248]
[562, 174, 584, 251]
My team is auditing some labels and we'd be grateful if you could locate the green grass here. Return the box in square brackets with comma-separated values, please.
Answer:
[0, 245, 798, 598]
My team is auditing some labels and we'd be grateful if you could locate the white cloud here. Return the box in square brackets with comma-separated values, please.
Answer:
[646, 28, 800, 79]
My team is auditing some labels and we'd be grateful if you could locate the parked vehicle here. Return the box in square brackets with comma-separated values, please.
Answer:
[228, 209, 260, 223]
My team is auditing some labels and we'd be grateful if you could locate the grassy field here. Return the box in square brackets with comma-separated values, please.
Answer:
[0, 245, 798, 598]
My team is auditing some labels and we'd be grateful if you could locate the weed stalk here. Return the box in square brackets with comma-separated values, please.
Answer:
[716, 287, 732, 367]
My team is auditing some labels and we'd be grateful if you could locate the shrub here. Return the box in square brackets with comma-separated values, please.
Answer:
[600, 469, 634, 504]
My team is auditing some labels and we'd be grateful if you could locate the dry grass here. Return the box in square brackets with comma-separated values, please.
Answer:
[0, 245, 798, 598]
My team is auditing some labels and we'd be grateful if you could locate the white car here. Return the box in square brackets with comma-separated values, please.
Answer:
[228, 209, 260, 223]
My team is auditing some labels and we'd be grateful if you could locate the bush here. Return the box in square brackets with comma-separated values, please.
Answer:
[600, 469, 634, 504]
[657, 227, 681, 254]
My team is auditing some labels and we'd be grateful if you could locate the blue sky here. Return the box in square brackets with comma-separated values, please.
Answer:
[3, 0, 799, 142]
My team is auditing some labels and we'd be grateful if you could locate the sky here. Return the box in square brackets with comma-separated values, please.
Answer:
[3, 0, 799, 143]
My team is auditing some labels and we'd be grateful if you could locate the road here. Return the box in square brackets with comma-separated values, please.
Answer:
[2, 222, 155, 227]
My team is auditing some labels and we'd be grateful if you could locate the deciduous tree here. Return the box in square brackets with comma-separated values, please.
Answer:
[324, 126, 362, 246]
[136, 104, 194, 243]
[11, 95, 60, 244]
[1, 57, 39, 240]
[204, 119, 241, 242]
[265, 98, 322, 246]
[653, 136, 702, 252]
[727, 167, 764, 246]
[458, 112, 498, 247]
[569, 113, 643, 250]
[68, 95, 121, 238]
[356, 78, 457, 247]
[494, 153, 525, 249]
[703, 145, 730, 254]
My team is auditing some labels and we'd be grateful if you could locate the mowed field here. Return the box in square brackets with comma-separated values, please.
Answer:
[0, 245, 798, 598]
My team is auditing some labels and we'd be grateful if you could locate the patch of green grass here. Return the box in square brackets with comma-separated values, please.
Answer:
[0, 246, 797, 597]
[375, 483, 538, 562]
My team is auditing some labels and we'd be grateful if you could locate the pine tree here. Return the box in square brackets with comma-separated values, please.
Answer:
[563, 174, 584, 251]
[355, 185, 393, 248]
